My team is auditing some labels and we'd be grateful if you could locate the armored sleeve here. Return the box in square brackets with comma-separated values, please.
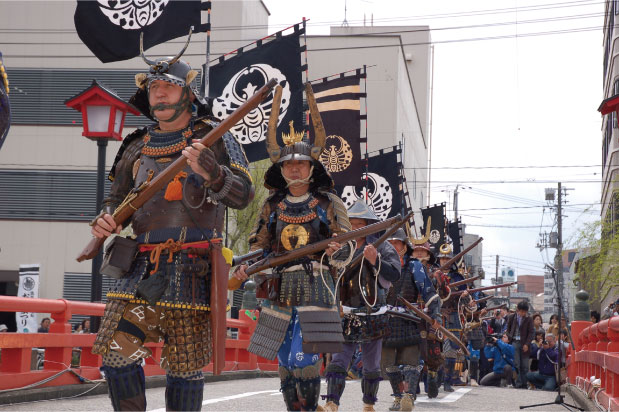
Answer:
[204, 131, 254, 210]
[248, 200, 273, 252]
[101, 130, 146, 215]
[411, 260, 441, 322]
[375, 241, 401, 283]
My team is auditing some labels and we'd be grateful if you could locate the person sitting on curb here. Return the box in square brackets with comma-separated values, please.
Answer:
[526, 334, 558, 391]
[480, 333, 515, 387]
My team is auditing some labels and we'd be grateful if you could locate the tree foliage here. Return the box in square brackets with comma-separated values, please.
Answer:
[225, 159, 271, 255]
[568, 212, 619, 302]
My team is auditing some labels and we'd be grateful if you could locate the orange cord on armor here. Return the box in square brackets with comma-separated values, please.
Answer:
[148, 238, 184, 274]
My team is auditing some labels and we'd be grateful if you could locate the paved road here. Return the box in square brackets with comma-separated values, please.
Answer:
[0, 377, 580, 412]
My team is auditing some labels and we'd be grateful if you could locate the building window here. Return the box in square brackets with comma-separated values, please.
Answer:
[0, 169, 110, 221]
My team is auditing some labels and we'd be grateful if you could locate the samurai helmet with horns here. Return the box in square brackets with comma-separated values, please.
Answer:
[130, 28, 207, 122]
[406, 216, 432, 245]
[263, 82, 333, 191]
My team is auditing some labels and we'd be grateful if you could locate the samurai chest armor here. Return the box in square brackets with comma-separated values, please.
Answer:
[131, 124, 226, 237]
[384, 265, 421, 348]
[271, 193, 329, 254]
[269, 193, 335, 308]
[339, 251, 383, 309]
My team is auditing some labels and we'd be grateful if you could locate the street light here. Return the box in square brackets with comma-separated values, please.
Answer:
[65, 80, 139, 332]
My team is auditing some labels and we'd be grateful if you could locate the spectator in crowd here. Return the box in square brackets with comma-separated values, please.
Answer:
[0, 324, 8, 332]
[602, 299, 619, 320]
[526, 334, 558, 391]
[559, 329, 571, 365]
[532, 313, 545, 335]
[489, 309, 507, 335]
[37, 318, 50, 333]
[506, 301, 534, 388]
[480, 333, 515, 387]
[547, 314, 559, 337]
[590, 310, 600, 323]
[529, 331, 545, 372]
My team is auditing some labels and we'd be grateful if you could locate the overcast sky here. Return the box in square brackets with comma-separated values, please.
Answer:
[264, 0, 604, 280]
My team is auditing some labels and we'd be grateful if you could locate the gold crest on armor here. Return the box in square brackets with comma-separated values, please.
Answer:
[319, 135, 353, 173]
[280, 224, 309, 251]
[282, 121, 304, 146]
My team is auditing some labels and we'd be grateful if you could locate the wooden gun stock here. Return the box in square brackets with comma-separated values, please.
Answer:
[452, 282, 517, 297]
[448, 275, 480, 290]
[77, 79, 278, 262]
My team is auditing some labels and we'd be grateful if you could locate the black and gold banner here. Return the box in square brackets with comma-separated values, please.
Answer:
[311, 73, 363, 185]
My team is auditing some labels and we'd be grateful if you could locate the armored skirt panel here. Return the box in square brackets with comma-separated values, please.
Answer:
[384, 264, 421, 347]
[106, 250, 212, 311]
[131, 153, 226, 238]
[248, 269, 344, 359]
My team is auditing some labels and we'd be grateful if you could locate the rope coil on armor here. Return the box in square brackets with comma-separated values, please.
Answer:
[319, 240, 356, 305]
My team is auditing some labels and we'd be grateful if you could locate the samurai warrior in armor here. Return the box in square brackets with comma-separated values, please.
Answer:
[320, 200, 401, 412]
[232, 84, 352, 412]
[436, 242, 467, 391]
[90, 33, 254, 411]
[381, 228, 441, 411]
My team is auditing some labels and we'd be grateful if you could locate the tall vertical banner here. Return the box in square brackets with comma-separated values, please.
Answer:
[336, 147, 403, 220]
[209, 28, 305, 162]
[421, 203, 446, 250]
[74, 0, 206, 63]
[311, 73, 363, 185]
[448, 219, 463, 255]
[16, 264, 40, 333]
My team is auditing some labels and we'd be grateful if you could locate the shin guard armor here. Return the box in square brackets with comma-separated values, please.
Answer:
[322, 365, 347, 406]
[401, 365, 422, 397]
[101, 363, 146, 411]
[165, 375, 204, 411]
[296, 377, 321, 411]
[443, 358, 455, 392]
[385, 366, 405, 397]
[361, 371, 382, 405]
[279, 367, 300, 411]
[427, 370, 439, 398]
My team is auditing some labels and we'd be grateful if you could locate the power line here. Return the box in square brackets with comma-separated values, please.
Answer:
[3, 23, 609, 59]
[0, 11, 605, 46]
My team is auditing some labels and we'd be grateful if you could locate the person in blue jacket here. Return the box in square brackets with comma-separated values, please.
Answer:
[526, 333, 558, 391]
[480, 333, 515, 387]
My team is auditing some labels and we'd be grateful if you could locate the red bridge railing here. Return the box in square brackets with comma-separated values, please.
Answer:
[566, 317, 619, 411]
[0, 296, 277, 391]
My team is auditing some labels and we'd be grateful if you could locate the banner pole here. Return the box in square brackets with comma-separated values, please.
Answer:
[203, 1, 212, 99]
[363, 64, 369, 202]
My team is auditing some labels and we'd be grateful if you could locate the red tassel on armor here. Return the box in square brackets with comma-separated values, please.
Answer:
[164, 171, 188, 201]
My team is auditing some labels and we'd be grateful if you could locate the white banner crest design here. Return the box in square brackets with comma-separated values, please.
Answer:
[97, 0, 170, 30]
[341, 173, 393, 220]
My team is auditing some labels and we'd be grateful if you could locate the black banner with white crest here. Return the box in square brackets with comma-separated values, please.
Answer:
[209, 28, 304, 162]
[420, 203, 446, 249]
[74, 0, 205, 63]
[311, 72, 363, 185]
[336, 146, 402, 220]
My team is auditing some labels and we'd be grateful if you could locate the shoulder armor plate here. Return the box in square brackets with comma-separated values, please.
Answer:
[222, 131, 252, 182]
[108, 127, 148, 181]
[321, 191, 351, 232]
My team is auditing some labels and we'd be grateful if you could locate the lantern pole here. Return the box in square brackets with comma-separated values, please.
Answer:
[90, 139, 107, 333]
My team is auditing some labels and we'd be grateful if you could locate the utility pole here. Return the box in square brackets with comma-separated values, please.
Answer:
[495, 254, 499, 284]
[453, 185, 459, 220]
[555, 182, 564, 317]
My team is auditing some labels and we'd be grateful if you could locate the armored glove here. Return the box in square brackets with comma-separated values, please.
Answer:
[197, 147, 222, 182]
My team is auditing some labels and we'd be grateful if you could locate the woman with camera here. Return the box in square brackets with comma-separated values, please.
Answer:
[480, 333, 515, 387]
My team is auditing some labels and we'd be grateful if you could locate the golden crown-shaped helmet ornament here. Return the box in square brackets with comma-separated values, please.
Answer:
[281, 120, 305, 146]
